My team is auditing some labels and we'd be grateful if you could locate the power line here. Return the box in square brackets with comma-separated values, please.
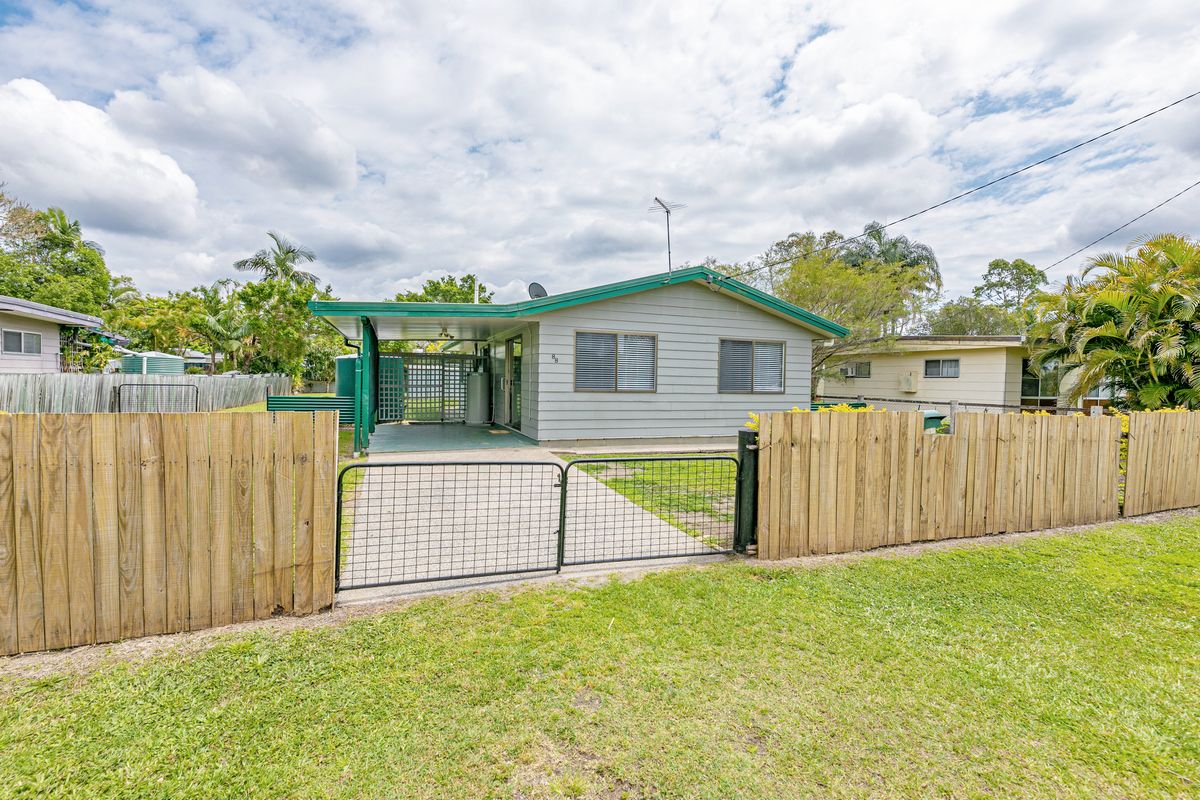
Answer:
[730, 87, 1200, 279]
[1043, 176, 1200, 272]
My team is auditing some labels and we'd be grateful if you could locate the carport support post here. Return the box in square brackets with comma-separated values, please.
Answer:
[734, 429, 759, 553]
[354, 316, 380, 453]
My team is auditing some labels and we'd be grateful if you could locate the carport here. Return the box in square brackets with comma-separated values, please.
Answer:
[309, 301, 536, 453]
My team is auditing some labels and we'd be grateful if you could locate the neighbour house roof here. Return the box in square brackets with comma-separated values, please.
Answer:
[309, 266, 850, 341]
[839, 335, 1027, 355]
[0, 295, 103, 328]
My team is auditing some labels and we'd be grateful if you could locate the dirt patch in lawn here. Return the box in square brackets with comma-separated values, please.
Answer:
[508, 733, 651, 800]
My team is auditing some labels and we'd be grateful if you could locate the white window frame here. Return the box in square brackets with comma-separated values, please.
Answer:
[573, 330, 658, 393]
[840, 361, 871, 379]
[1, 328, 42, 356]
[924, 358, 960, 378]
[718, 338, 786, 394]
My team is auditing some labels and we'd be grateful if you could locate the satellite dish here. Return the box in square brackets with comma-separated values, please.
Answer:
[528, 282, 548, 299]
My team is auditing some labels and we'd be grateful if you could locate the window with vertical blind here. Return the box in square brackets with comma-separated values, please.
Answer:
[719, 339, 784, 393]
[574, 331, 657, 391]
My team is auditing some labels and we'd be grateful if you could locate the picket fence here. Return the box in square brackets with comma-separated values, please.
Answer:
[0, 411, 337, 655]
[0, 373, 291, 413]
[756, 411, 1125, 559]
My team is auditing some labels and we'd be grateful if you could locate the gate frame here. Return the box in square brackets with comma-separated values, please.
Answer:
[334, 454, 742, 592]
[334, 460, 567, 591]
[562, 455, 740, 567]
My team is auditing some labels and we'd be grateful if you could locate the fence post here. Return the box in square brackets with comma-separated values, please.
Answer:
[734, 428, 759, 553]
[949, 400, 960, 431]
[1090, 405, 1103, 417]
[556, 466, 568, 571]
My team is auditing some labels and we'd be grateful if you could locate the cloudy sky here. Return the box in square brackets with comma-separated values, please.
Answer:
[0, 1, 1198, 303]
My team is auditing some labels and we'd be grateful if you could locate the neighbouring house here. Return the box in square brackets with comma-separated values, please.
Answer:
[815, 335, 1112, 409]
[182, 348, 217, 371]
[0, 295, 103, 374]
[310, 266, 848, 450]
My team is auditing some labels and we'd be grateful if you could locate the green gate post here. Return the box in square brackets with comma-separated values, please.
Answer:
[734, 429, 759, 553]
[353, 349, 365, 453]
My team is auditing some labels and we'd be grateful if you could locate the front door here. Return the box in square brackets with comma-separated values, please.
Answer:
[505, 336, 523, 430]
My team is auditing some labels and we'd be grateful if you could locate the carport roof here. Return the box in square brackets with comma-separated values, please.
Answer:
[310, 266, 850, 341]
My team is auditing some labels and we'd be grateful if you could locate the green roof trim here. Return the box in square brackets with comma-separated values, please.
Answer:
[309, 266, 849, 337]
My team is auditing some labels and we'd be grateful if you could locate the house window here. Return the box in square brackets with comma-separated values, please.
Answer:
[719, 339, 784, 393]
[2, 330, 42, 355]
[1021, 358, 1062, 405]
[839, 361, 871, 379]
[574, 331, 657, 391]
[924, 358, 959, 378]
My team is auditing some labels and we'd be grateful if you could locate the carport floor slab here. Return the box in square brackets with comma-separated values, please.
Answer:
[368, 422, 537, 452]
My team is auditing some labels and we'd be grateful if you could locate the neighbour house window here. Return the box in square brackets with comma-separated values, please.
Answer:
[1021, 358, 1062, 405]
[719, 339, 784, 393]
[574, 331, 657, 391]
[1022, 358, 1114, 403]
[2, 330, 41, 355]
[924, 358, 959, 378]
[839, 361, 871, 379]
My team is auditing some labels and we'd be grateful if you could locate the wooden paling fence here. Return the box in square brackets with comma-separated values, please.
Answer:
[1124, 411, 1200, 516]
[0, 411, 337, 655]
[0, 373, 291, 414]
[756, 412, 1123, 559]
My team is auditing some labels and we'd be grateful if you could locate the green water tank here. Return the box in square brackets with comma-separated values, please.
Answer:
[118, 351, 185, 375]
[335, 354, 358, 397]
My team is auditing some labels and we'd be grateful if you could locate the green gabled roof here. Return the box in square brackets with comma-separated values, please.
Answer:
[310, 266, 849, 338]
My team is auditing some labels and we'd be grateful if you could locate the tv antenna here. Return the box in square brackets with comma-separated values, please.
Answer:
[648, 197, 685, 273]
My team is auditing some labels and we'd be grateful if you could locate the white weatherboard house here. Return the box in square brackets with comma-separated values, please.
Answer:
[0, 295, 103, 374]
[311, 266, 848, 451]
[815, 335, 1112, 409]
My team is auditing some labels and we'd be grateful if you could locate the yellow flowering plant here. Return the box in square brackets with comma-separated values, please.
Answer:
[745, 403, 881, 431]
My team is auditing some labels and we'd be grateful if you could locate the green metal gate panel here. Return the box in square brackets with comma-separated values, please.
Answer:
[379, 355, 405, 422]
[379, 353, 483, 423]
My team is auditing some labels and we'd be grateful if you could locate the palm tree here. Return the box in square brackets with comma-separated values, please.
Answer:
[840, 221, 942, 293]
[1029, 233, 1200, 408]
[195, 305, 250, 374]
[40, 207, 104, 254]
[233, 231, 319, 286]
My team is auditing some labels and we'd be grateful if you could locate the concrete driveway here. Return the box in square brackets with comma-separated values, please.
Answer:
[336, 447, 728, 593]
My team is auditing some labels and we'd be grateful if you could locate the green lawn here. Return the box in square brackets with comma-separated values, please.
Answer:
[563, 453, 737, 543]
[2, 519, 1198, 798]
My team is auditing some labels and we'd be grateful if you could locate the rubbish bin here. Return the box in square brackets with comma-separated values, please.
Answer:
[922, 409, 947, 431]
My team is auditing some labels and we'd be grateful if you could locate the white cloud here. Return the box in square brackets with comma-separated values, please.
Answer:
[0, 78, 199, 237]
[0, 0, 1197, 303]
[108, 67, 357, 193]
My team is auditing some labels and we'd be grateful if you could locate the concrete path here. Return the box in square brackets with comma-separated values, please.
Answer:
[337, 447, 727, 590]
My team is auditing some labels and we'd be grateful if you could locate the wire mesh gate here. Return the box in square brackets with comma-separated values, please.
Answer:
[113, 383, 200, 412]
[335, 456, 738, 591]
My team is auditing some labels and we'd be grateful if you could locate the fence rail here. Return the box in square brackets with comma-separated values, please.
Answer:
[0, 411, 337, 655]
[815, 394, 1090, 415]
[756, 411, 1123, 559]
[0, 374, 291, 413]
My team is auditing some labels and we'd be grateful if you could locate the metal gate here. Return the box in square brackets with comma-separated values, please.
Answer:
[378, 353, 483, 423]
[113, 382, 200, 412]
[335, 455, 738, 591]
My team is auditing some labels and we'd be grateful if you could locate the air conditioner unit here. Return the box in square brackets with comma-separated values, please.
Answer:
[899, 370, 918, 393]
